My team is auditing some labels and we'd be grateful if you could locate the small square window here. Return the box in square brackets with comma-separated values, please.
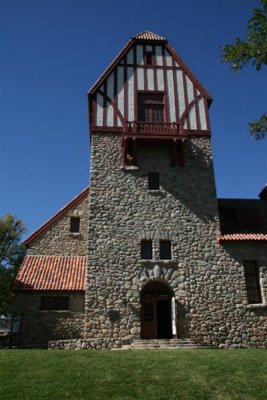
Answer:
[141, 240, 152, 259]
[148, 173, 159, 190]
[70, 217, 80, 233]
[160, 240, 171, 260]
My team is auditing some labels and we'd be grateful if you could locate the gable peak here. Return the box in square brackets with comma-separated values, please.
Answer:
[133, 30, 166, 42]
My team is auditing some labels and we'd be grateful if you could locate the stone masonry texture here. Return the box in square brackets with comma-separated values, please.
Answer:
[85, 132, 267, 348]
[13, 291, 85, 347]
[27, 194, 88, 256]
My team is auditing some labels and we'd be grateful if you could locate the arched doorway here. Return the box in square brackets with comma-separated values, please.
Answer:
[140, 281, 174, 339]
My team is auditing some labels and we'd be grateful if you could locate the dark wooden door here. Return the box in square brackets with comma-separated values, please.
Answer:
[141, 299, 157, 339]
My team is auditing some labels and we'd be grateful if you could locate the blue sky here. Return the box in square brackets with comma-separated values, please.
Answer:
[1, 0, 267, 238]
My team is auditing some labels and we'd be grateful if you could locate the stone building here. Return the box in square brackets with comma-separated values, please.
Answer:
[13, 31, 267, 348]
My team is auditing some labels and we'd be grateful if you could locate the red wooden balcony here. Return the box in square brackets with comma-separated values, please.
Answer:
[124, 121, 181, 136]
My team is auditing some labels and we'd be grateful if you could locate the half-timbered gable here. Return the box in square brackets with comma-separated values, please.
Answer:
[89, 31, 211, 136]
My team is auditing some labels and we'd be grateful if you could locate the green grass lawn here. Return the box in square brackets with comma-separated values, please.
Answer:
[0, 349, 266, 400]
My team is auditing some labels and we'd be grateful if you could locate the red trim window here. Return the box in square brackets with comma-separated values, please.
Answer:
[138, 93, 164, 123]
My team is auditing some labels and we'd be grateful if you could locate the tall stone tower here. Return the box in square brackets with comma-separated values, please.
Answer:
[85, 31, 221, 341]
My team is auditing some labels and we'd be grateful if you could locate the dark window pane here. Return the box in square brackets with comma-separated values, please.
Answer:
[148, 173, 159, 190]
[160, 240, 171, 260]
[141, 240, 152, 259]
[138, 94, 164, 123]
[244, 261, 262, 304]
[70, 217, 80, 233]
[145, 51, 153, 65]
[41, 297, 69, 310]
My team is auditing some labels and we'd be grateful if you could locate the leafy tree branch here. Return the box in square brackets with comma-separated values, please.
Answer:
[221, 0, 267, 139]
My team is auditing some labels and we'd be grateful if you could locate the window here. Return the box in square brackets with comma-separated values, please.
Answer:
[70, 217, 80, 233]
[141, 240, 152, 259]
[145, 51, 153, 65]
[160, 240, 171, 260]
[148, 173, 159, 190]
[40, 297, 69, 311]
[244, 261, 262, 304]
[138, 94, 164, 123]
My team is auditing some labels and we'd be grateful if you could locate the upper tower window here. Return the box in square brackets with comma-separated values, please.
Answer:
[138, 94, 164, 123]
[145, 50, 153, 65]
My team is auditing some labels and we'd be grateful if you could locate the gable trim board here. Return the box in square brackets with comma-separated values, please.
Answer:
[24, 187, 89, 246]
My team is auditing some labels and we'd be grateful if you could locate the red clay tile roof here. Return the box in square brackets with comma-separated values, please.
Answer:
[219, 234, 267, 242]
[24, 187, 89, 246]
[14, 256, 86, 291]
[133, 31, 166, 41]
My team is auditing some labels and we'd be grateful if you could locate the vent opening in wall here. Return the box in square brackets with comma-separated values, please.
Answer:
[141, 240, 153, 259]
[148, 173, 159, 190]
[70, 217, 80, 233]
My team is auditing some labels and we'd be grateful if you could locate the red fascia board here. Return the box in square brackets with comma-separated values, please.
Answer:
[24, 187, 89, 246]
[165, 43, 212, 103]
[88, 39, 134, 95]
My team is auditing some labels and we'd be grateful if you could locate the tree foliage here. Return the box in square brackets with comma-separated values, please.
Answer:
[221, 0, 267, 139]
[0, 214, 26, 315]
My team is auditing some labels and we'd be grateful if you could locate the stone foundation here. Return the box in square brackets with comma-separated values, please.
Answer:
[48, 337, 132, 350]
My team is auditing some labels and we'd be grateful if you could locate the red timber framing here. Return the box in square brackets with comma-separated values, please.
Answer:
[88, 31, 212, 166]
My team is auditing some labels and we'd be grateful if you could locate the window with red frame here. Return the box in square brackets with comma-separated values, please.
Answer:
[138, 94, 164, 123]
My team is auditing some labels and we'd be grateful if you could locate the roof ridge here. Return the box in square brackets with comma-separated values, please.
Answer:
[24, 187, 89, 246]
[133, 30, 166, 41]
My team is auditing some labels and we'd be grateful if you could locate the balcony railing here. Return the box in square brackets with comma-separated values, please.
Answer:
[124, 121, 181, 136]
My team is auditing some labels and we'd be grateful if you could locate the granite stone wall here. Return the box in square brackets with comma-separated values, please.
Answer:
[27, 194, 88, 256]
[85, 132, 267, 348]
[12, 291, 85, 347]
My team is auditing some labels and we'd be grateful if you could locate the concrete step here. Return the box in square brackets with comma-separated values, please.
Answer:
[117, 338, 210, 350]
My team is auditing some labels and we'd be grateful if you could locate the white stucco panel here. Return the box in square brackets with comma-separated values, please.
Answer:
[199, 97, 207, 130]
[127, 48, 134, 65]
[176, 70, 185, 117]
[155, 46, 163, 66]
[165, 50, 173, 67]
[96, 92, 104, 126]
[186, 76, 194, 103]
[117, 66, 124, 125]
[156, 69, 164, 91]
[106, 72, 114, 126]
[127, 67, 134, 121]
[189, 106, 197, 130]
[167, 70, 176, 123]
[147, 68, 154, 90]
[136, 45, 144, 65]
[137, 68, 144, 90]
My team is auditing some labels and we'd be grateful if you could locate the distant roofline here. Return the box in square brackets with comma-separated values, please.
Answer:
[218, 233, 267, 242]
[24, 187, 89, 246]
